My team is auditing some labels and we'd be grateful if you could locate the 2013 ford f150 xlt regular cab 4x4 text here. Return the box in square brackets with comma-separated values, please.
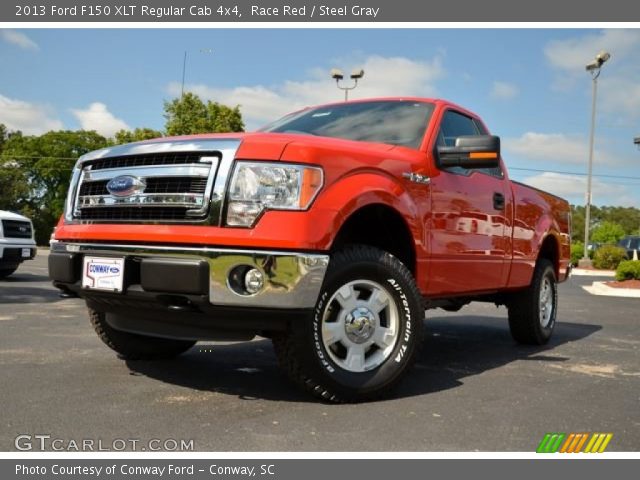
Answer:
[48, 98, 571, 402]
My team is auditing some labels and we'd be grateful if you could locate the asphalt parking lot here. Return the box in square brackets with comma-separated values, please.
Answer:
[1, 250, 638, 452]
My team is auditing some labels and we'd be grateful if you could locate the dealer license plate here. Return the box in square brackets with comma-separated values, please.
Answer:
[82, 256, 125, 293]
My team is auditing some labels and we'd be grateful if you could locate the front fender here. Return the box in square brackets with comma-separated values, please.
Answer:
[312, 170, 426, 255]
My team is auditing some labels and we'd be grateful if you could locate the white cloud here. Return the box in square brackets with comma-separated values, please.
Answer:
[0, 94, 63, 134]
[520, 172, 635, 207]
[545, 29, 640, 72]
[490, 81, 519, 100]
[600, 76, 640, 118]
[71, 102, 129, 137]
[544, 29, 640, 122]
[168, 55, 445, 129]
[0, 29, 39, 51]
[503, 132, 619, 167]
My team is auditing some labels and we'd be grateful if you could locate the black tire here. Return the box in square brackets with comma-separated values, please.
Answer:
[507, 259, 557, 345]
[89, 308, 195, 360]
[272, 245, 424, 402]
[0, 266, 18, 279]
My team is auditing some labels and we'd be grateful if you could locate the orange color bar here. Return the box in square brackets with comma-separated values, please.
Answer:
[560, 434, 575, 453]
[469, 152, 498, 159]
[574, 433, 589, 452]
[567, 434, 583, 453]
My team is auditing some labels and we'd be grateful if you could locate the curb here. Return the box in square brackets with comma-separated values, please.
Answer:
[572, 268, 615, 277]
[582, 281, 640, 298]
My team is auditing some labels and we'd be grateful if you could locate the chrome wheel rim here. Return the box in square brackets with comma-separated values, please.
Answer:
[539, 276, 554, 328]
[321, 280, 400, 373]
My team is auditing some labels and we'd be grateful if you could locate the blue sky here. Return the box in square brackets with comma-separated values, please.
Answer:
[1, 28, 639, 207]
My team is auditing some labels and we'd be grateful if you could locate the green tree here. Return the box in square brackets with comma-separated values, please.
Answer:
[598, 206, 640, 235]
[0, 130, 109, 244]
[0, 123, 7, 152]
[163, 92, 244, 136]
[571, 205, 585, 243]
[591, 221, 626, 244]
[113, 127, 163, 145]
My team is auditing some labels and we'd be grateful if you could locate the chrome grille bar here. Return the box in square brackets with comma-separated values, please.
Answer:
[66, 139, 242, 224]
[82, 164, 212, 182]
[77, 193, 207, 208]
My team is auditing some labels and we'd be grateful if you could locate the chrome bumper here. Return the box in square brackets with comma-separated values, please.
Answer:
[50, 241, 329, 309]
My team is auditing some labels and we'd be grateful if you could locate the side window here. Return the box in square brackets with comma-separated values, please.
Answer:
[439, 111, 478, 147]
[437, 111, 503, 178]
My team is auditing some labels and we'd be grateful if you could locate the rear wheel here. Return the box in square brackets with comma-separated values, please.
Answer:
[272, 245, 424, 402]
[89, 308, 195, 360]
[507, 259, 557, 345]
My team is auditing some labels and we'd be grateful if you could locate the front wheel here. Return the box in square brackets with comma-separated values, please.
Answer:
[507, 259, 558, 345]
[89, 308, 196, 360]
[272, 245, 424, 402]
[0, 266, 18, 279]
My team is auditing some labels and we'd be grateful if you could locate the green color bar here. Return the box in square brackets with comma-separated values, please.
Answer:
[537, 433, 553, 453]
[550, 433, 566, 453]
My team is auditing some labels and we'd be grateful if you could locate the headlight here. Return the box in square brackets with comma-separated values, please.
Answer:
[226, 162, 324, 227]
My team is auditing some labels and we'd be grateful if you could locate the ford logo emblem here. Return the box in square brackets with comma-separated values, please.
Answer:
[106, 175, 146, 197]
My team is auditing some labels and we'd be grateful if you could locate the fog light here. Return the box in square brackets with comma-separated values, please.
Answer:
[244, 268, 265, 294]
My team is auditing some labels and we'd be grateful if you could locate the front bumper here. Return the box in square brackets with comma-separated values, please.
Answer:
[49, 241, 329, 309]
[0, 244, 37, 266]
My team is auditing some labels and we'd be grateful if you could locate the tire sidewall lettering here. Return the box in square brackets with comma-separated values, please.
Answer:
[312, 271, 415, 376]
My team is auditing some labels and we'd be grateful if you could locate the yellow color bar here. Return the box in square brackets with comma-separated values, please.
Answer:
[598, 434, 613, 453]
[584, 434, 598, 453]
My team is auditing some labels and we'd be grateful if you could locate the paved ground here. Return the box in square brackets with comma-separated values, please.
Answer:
[1, 251, 638, 452]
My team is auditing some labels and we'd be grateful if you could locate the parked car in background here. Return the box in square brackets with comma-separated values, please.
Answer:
[618, 235, 640, 260]
[0, 210, 37, 279]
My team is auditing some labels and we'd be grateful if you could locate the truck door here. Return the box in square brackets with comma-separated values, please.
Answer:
[427, 110, 510, 295]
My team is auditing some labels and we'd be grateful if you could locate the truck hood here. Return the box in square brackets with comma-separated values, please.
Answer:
[0, 210, 32, 222]
[78, 132, 398, 163]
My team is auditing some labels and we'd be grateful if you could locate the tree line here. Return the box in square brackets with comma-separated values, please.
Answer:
[0, 94, 243, 244]
[2, 93, 639, 246]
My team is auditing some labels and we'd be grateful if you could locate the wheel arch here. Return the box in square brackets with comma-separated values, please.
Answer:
[537, 233, 561, 278]
[331, 203, 417, 276]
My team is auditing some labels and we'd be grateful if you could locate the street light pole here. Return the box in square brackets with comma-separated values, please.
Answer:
[579, 51, 610, 268]
[181, 51, 187, 98]
[181, 48, 213, 99]
[330, 68, 365, 101]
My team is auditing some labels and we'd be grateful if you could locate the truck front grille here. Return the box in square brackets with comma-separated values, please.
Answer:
[76, 207, 190, 222]
[1, 220, 32, 239]
[84, 153, 203, 170]
[72, 152, 220, 223]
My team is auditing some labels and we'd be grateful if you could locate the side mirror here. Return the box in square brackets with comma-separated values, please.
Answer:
[437, 135, 501, 169]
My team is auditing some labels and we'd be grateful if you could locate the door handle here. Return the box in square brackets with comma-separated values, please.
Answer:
[493, 192, 505, 210]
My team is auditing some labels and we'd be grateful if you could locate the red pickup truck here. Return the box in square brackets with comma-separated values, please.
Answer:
[49, 98, 570, 402]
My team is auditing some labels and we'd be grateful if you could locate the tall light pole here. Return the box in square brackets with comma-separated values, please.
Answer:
[181, 48, 213, 98]
[579, 51, 611, 268]
[331, 68, 365, 101]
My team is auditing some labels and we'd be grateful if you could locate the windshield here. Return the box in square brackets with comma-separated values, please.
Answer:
[260, 100, 435, 149]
